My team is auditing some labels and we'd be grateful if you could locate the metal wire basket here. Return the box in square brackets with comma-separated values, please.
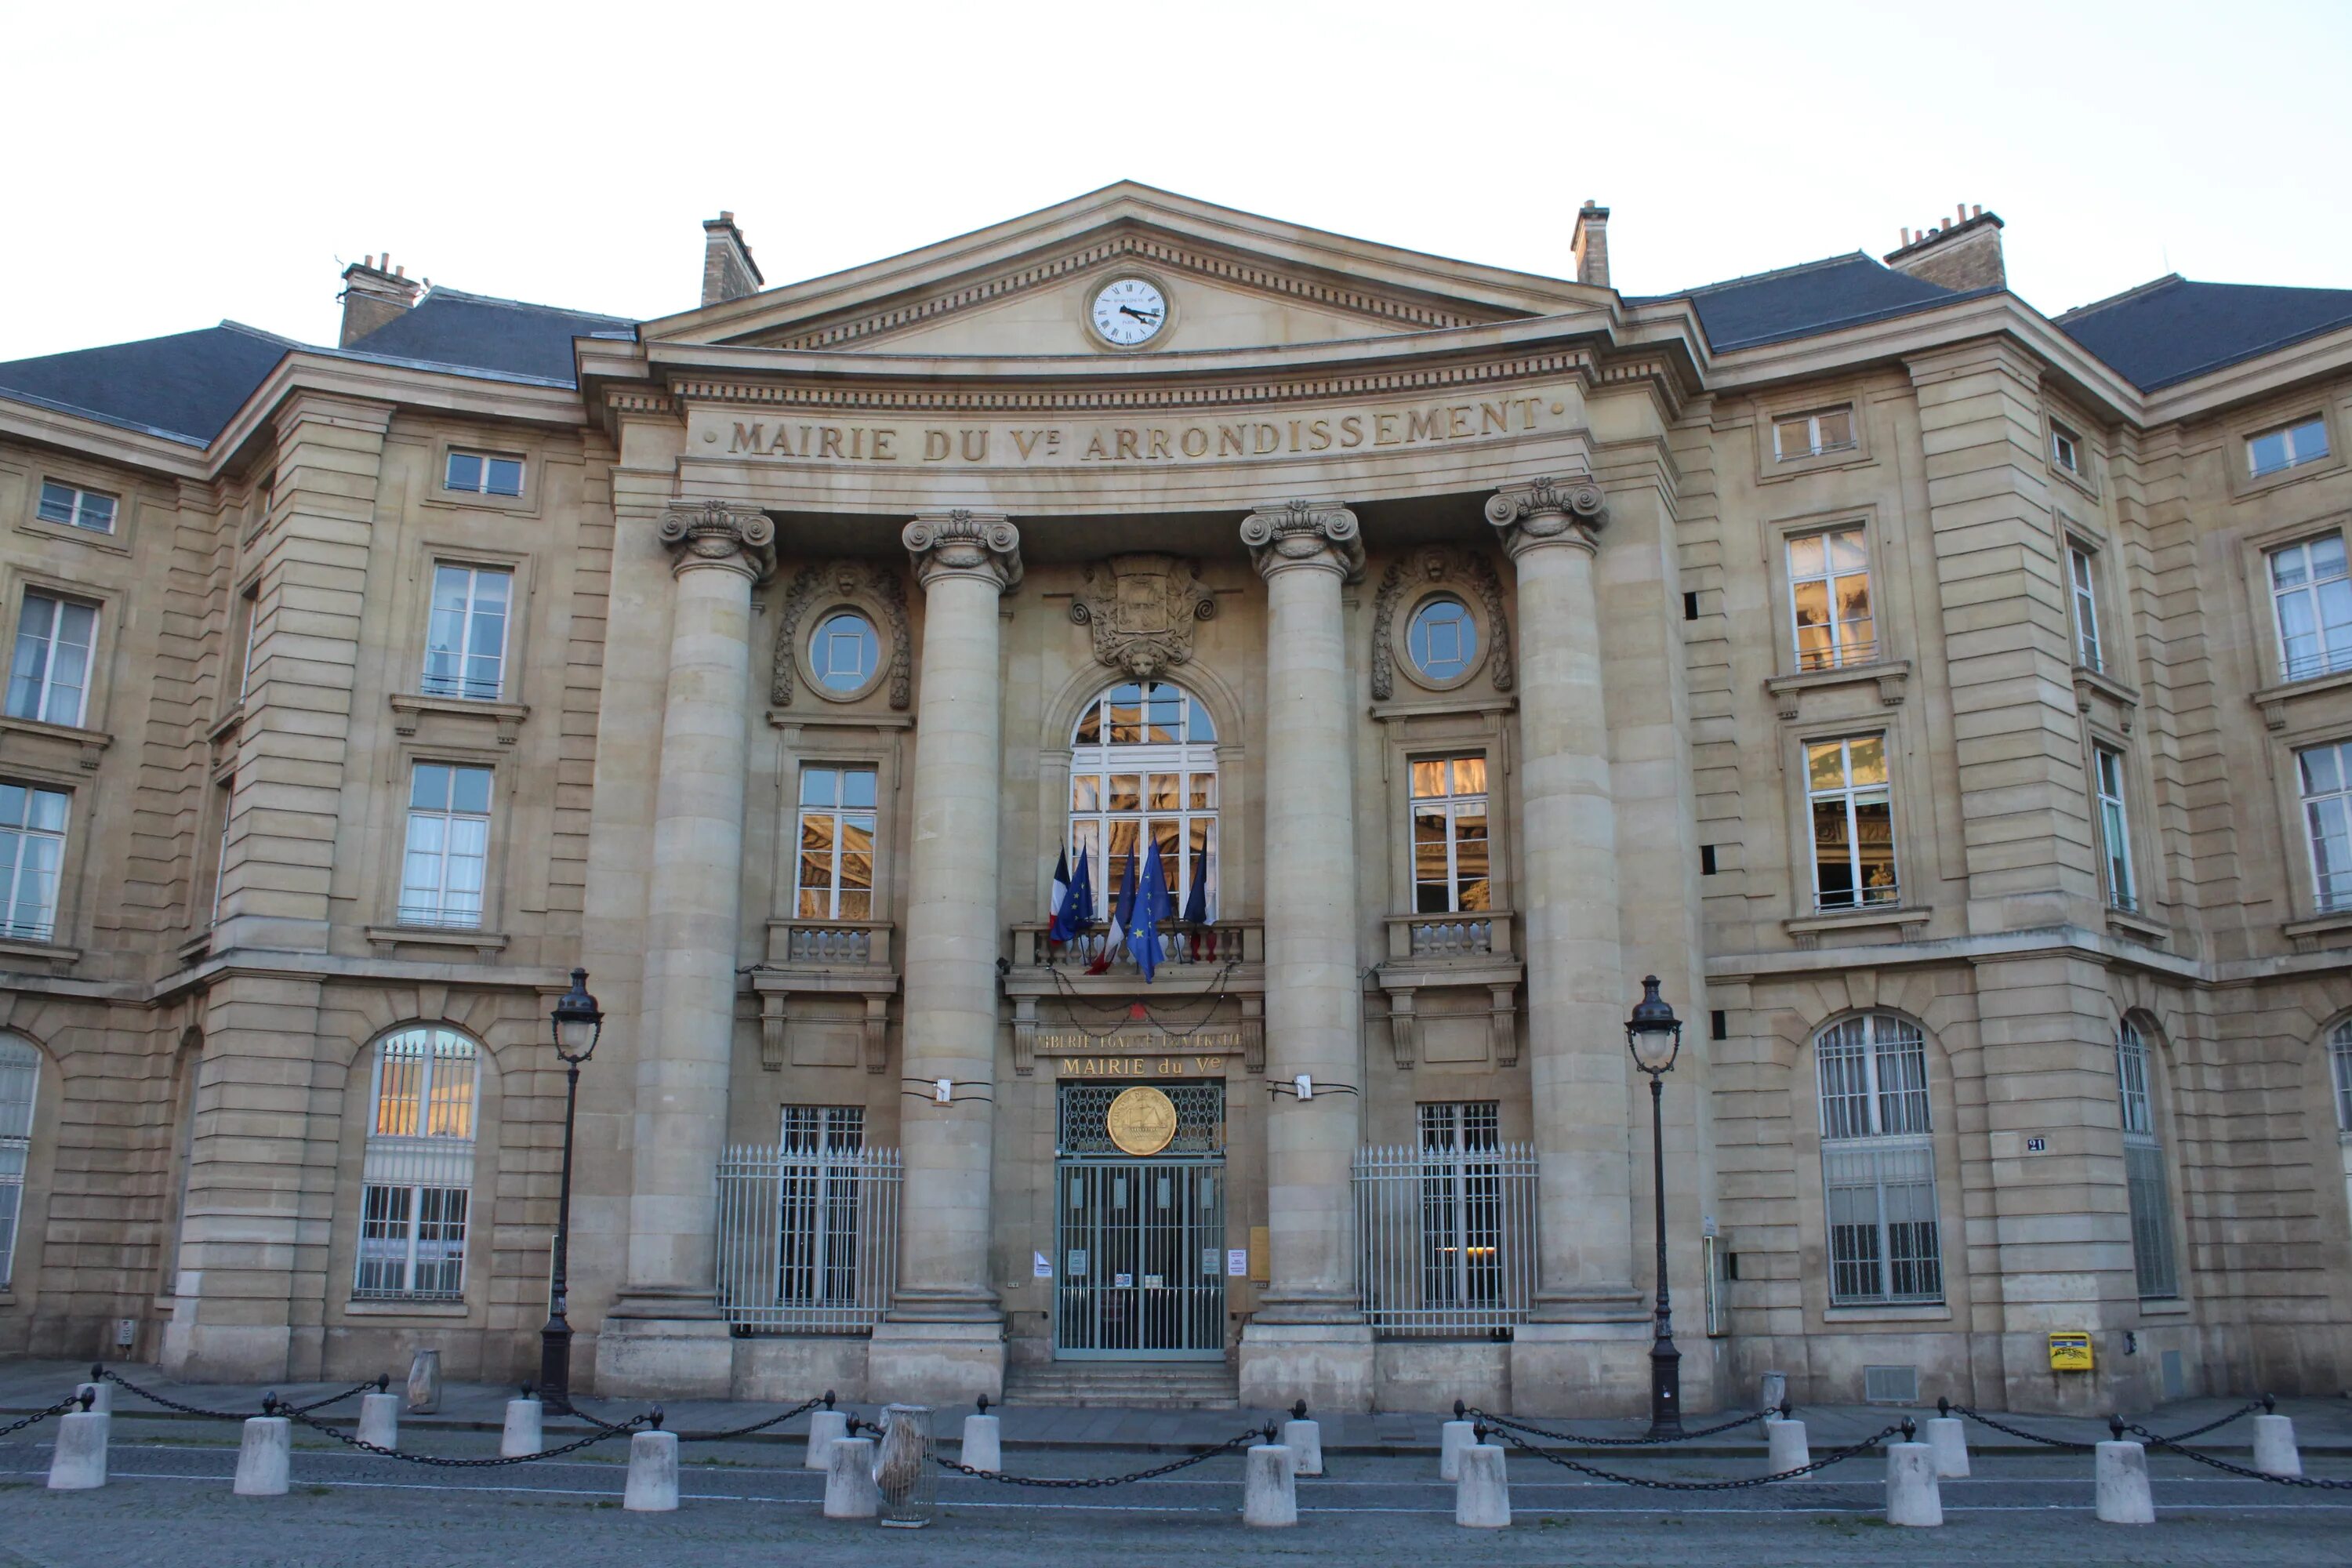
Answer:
[873, 1403, 937, 1528]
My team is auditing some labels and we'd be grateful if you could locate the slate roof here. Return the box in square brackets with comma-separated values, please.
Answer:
[0, 322, 296, 445]
[342, 288, 637, 384]
[2055, 275, 2352, 391]
[1636, 252, 1985, 353]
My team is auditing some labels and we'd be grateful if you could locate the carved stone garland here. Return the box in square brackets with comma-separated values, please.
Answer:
[1069, 554, 1217, 679]
[1370, 546, 1515, 700]
[770, 561, 913, 709]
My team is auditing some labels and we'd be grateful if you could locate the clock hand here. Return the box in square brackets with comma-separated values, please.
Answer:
[1118, 305, 1163, 322]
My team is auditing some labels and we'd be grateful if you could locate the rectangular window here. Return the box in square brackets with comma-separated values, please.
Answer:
[797, 766, 877, 920]
[0, 782, 69, 942]
[6, 591, 97, 728]
[2050, 422, 2082, 474]
[237, 582, 263, 701]
[35, 481, 117, 534]
[209, 779, 234, 927]
[444, 450, 524, 497]
[779, 1105, 866, 1306]
[398, 763, 492, 927]
[1787, 525, 1875, 670]
[2116, 1022, 2180, 1300]
[2095, 746, 2137, 912]
[2298, 740, 2352, 911]
[0, 1041, 36, 1287]
[2249, 416, 2330, 479]
[2069, 546, 2104, 673]
[1806, 735, 1896, 910]
[421, 564, 512, 702]
[1771, 405, 1857, 462]
[1817, 1014, 1942, 1305]
[1410, 756, 1490, 915]
[1417, 1102, 1504, 1308]
[2268, 533, 2352, 681]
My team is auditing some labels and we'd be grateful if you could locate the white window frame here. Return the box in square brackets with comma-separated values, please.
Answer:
[2266, 532, 2352, 683]
[1816, 1013, 1943, 1306]
[777, 1105, 867, 1307]
[2094, 745, 2137, 913]
[2249, 416, 2330, 479]
[442, 449, 525, 498]
[1069, 682, 1218, 915]
[795, 765, 878, 921]
[6, 590, 97, 728]
[1770, 405, 1857, 462]
[2069, 544, 2104, 673]
[397, 763, 492, 928]
[1786, 524, 1875, 671]
[1409, 755, 1492, 915]
[421, 563, 513, 702]
[0, 1035, 37, 1287]
[35, 481, 117, 534]
[2115, 1020, 2180, 1301]
[1804, 734, 1898, 911]
[355, 1028, 478, 1301]
[1415, 1101, 1505, 1308]
[2050, 421, 2082, 474]
[808, 611, 881, 695]
[0, 782, 70, 942]
[1404, 596, 1479, 684]
[2296, 740, 2352, 913]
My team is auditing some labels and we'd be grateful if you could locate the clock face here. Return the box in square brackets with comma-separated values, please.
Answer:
[1090, 276, 1168, 347]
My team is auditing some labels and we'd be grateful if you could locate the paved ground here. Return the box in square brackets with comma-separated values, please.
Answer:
[0, 1360, 2346, 1564]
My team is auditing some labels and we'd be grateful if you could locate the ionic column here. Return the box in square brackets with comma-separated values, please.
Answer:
[1485, 478, 1641, 1318]
[622, 500, 774, 1309]
[888, 512, 1022, 1329]
[1240, 500, 1367, 1328]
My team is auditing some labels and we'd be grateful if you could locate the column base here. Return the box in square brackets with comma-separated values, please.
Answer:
[866, 1319, 1004, 1407]
[1508, 1319, 1655, 1417]
[593, 1310, 733, 1400]
[1239, 1320, 1375, 1413]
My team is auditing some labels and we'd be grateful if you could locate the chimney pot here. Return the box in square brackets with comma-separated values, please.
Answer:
[1570, 201, 1612, 290]
[1885, 205, 2006, 289]
[338, 250, 424, 347]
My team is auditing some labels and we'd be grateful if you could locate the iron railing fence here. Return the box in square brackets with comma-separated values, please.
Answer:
[716, 1143, 901, 1334]
[1353, 1139, 1537, 1335]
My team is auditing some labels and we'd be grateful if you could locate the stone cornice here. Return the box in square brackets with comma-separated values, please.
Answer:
[903, 510, 1023, 592]
[659, 498, 776, 582]
[1485, 477, 1606, 557]
[1240, 499, 1364, 583]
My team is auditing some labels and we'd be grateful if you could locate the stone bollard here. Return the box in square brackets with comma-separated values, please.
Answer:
[807, 1408, 849, 1472]
[823, 1436, 880, 1519]
[1885, 1437, 1942, 1526]
[48, 1409, 109, 1490]
[1455, 1442, 1509, 1528]
[1243, 1443, 1297, 1527]
[358, 1392, 401, 1450]
[405, 1348, 441, 1414]
[1282, 1416, 1323, 1478]
[2095, 1436, 2155, 1524]
[1766, 1417, 1810, 1474]
[624, 1429, 680, 1512]
[2252, 1413, 2302, 1479]
[502, 1396, 544, 1458]
[74, 1381, 112, 1415]
[1758, 1370, 1788, 1414]
[234, 1415, 292, 1497]
[961, 1412, 1002, 1474]
[1925, 1416, 1969, 1478]
[1439, 1419, 1476, 1481]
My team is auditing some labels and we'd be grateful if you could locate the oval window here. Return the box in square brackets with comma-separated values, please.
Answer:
[810, 611, 880, 693]
[1406, 597, 1478, 683]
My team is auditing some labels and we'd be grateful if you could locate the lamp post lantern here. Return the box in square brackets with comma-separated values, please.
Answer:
[1625, 974, 1685, 1439]
[539, 967, 602, 1410]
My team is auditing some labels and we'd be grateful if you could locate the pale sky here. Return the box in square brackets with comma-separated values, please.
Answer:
[5, 0, 2349, 364]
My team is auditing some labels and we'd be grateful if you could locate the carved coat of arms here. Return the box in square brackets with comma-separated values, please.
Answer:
[1069, 554, 1216, 679]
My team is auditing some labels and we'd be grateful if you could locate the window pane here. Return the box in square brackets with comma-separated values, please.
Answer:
[411, 764, 449, 811]
[1149, 773, 1179, 810]
[1189, 773, 1214, 810]
[1073, 703, 1102, 745]
[1452, 756, 1486, 797]
[1788, 534, 1824, 577]
[1071, 774, 1099, 811]
[1792, 581, 1832, 668]
[1454, 805, 1490, 910]
[840, 768, 876, 810]
[1847, 735, 1886, 786]
[445, 452, 482, 492]
[1817, 407, 1854, 449]
[485, 459, 524, 497]
[1825, 528, 1867, 574]
[449, 766, 492, 817]
[1774, 418, 1809, 459]
[1853, 795, 1895, 902]
[36, 484, 76, 524]
[1813, 798, 1855, 906]
[1410, 760, 1447, 799]
[801, 767, 838, 808]
[1806, 740, 1846, 793]
[1108, 775, 1140, 811]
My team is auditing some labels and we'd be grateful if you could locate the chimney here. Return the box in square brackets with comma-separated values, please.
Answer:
[1882, 205, 2005, 291]
[1570, 201, 1611, 289]
[338, 253, 423, 347]
[701, 211, 764, 307]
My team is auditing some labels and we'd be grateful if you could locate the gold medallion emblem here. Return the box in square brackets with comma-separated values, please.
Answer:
[1105, 1085, 1178, 1156]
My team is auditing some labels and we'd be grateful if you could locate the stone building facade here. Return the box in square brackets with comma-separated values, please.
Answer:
[1, 186, 2350, 1415]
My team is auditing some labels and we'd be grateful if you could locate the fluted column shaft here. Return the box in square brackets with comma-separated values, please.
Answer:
[625, 501, 775, 1302]
[893, 513, 1022, 1319]
[1486, 480, 1641, 1317]
[1243, 500, 1366, 1317]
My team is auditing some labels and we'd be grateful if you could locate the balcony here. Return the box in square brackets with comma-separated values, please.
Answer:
[751, 918, 898, 1074]
[1372, 910, 1523, 1071]
[1004, 920, 1262, 991]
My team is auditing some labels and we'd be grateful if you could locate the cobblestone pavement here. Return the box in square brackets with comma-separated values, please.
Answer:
[1, 1423, 2347, 1568]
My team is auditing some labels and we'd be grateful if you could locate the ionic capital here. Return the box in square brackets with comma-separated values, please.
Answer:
[1484, 477, 1606, 557]
[658, 499, 776, 581]
[1240, 499, 1365, 583]
[902, 510, 1023, 592]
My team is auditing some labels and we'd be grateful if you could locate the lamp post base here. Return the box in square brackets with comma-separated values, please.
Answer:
[1645, 1332, 1684, 1440]
[539, 1321, 573, 1411]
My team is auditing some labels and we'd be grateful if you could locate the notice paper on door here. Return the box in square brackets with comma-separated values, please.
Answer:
[1228, 1249, 1248, 1276]
[1033, 1250, 1052, 1279]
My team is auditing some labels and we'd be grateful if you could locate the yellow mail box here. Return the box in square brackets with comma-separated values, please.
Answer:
[2048, 1330, 2094, 1371]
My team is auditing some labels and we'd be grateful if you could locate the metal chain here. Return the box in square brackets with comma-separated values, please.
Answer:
[1483, 1420, 1907, 1490]
[931, 1424, 1269, 1489]
[1470, 1406, 1769, 1446]
[95, 1367, 378, 1421]
[1946, 1404, 2094, 1451]
[278, 1401, 652, 1467]
[0, 1395, 85, 1441]
[2123, 1423, 2352, 1490]
[672, 1395, 826, 1443]
[281, 1379, 387, 1416]
[2142, 1399, 2266, 1444]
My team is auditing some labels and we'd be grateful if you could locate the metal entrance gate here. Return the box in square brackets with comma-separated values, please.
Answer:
[1054, 1080, 1226, 1359]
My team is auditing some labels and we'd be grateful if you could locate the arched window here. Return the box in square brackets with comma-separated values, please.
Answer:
[1816, 1013, 1943, 1305]
[1069, 681, 1217, 916]
[356, 1027, 478, 1301]
[2117, 1019, 2180, 1300]
[0, 1035, 36, 1287]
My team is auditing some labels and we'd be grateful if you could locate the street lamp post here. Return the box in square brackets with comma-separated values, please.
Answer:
[1625, 974, 1685, 1440]
[539, 967, 603, 1411]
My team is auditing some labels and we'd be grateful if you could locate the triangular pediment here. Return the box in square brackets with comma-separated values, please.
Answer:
[642, 182, 1602, 358]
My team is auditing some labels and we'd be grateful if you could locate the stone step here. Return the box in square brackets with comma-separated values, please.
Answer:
[1002, 1362, 1240, 1410]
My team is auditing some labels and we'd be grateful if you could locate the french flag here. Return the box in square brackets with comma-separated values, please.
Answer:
[1046, 846, 1073, 945]
[1087, 845, 1137, 975]
[1181, 841, 1210, 956]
